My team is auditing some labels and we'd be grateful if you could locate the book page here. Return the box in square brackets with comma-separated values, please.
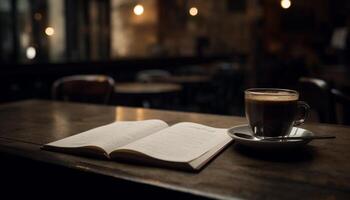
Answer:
[45, 120, 169, 154]
[117, 122, 231, 162]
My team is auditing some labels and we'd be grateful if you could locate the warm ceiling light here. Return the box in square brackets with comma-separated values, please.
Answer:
[189, 7, 198, 16]
[26, 46, 36, 59]
[45, 27, 55, 36]
[281, 0, 291, 9]
[133, 4, 144, 16]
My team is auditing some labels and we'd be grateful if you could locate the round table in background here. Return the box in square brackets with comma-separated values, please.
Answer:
[114, 82, 182, 109]
[115, 82, 182, 94]
[155, 75, 212, 109]
[158, 75, 211, 84]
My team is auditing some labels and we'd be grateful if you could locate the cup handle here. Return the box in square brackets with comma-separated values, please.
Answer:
[293, 101, 310, 126]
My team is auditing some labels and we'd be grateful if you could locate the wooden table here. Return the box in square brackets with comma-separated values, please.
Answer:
[0, 100, 350, 199]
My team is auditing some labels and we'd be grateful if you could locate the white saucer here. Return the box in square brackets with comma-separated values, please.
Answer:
[228, 125, 314, 149]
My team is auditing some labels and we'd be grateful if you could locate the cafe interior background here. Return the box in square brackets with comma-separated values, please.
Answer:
[0, 0, 349, 124]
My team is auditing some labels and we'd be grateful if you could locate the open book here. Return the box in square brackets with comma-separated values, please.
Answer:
[42, 120, 232, 171]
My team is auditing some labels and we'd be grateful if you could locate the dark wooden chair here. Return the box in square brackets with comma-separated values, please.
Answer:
[298, 77, 337, 124]
[52, 75, 115, 104]
[331, 88, 350, 125]
[205, 66, 244, 115]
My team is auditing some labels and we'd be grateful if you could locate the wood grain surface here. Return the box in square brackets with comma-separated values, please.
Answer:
[0, 100, 349, 199]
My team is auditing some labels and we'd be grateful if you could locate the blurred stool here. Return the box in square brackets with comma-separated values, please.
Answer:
[298, 77, 336, 124]
[113, 82, 182, 109]
[52, 75, 115, 104]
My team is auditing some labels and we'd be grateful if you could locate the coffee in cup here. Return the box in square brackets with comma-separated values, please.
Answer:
[245, 88, 309, 138]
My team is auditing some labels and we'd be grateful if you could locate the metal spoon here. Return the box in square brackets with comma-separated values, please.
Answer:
[234, 132, 336, 141]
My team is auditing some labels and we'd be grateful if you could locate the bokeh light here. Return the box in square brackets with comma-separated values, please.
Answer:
[189, 7, 198, 16]
[281, 0, 291, 9]
[45, 27, 55, 36]
[26, 46, 36, 59]
[133, 4, 144, 16]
